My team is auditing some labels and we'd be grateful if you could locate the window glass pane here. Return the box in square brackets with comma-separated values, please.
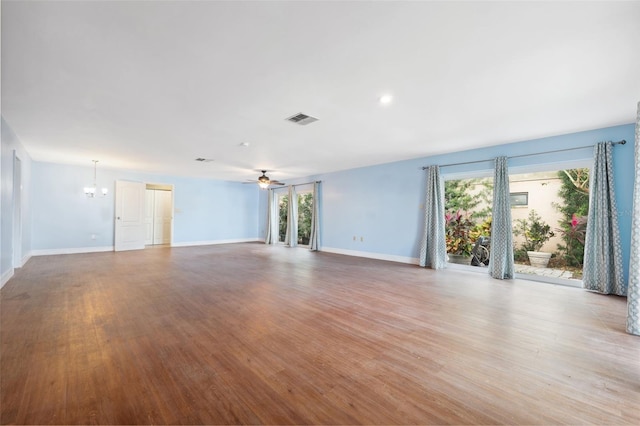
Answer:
[278, 194, 288, 243]
[444, 178, 493, 266]
[297, 192, 313, 245]
[510, 192, 528, 206]
[511, 169, 589, 282]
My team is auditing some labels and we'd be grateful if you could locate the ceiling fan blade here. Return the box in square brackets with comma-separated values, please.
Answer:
[242, 171, 285, 186]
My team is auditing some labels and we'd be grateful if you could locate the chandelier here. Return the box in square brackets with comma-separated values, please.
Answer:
[84, 160, 108, 197]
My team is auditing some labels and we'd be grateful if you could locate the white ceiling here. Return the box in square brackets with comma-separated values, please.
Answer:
[2, 0, 640, 183]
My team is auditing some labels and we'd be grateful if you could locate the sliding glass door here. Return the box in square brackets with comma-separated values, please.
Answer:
[443, 163, 590, 284]
[276, 190, 314, 246]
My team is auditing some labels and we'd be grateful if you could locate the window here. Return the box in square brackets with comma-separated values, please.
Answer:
[444, 164, 591, 285]
[277, 193, 288, 243]
[276, 190, 314, 246]
[297, 191, 313, 246]
[510, 192, 528, 207]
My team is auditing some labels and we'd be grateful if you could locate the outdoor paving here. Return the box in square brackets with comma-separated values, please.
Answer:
[514, 264, 574, 279]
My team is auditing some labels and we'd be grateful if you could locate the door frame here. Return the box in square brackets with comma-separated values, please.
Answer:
[12, 152, 22, 267]
[145, 183, 174, 247]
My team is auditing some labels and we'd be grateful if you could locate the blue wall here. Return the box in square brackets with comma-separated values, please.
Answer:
[30, 162, 260, 251]
[279, 123, 636, 280]
[3, 115, 636, 285]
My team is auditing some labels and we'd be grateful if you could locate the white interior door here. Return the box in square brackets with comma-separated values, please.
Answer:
[115, 180, 145, 251]
[144, 189, 154, 245]
[153, 190, 172, 244]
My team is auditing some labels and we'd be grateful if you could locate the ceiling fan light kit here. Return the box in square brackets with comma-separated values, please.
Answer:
[244, 170, 285, 189]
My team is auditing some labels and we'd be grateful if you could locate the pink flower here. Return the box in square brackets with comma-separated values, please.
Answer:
[571, 214, 579, 229]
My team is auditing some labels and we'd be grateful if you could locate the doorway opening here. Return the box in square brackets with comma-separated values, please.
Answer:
[145, 183, 173, 246]
[276, 190, 314, 246]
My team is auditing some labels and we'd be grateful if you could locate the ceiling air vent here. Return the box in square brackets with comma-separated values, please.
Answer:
[286, 112, 318, 125]
[195, 158, 214, 162]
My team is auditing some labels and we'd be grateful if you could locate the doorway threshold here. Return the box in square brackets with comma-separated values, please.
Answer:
[445, 262, 583, 288]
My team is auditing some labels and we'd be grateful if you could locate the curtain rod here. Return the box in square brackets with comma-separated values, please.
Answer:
[273, 180, 321, 189]
[291, 180, 321, 187]
[421, 140, 626, 170]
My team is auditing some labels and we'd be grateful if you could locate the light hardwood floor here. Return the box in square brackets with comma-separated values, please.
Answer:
[1, 243, 639, 424]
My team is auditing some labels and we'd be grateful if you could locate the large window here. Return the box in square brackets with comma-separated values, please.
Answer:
[277, 190, 314, 246]
[444, 165, 590, 284]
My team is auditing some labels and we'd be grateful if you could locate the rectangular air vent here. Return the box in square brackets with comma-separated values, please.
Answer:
[195, 158, 214, 162]
[286, 112, 318, 125]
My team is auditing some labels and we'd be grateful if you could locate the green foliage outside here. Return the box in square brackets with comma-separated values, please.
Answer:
[444, 210, 475, 255]
[444, 179, 493, 255]
[297, 193, 313, 245]
[513, 209, 554, 252]
[444, 179, 492, 221]
[554, 168, 590, 267]
[278, 195, 288, 242]
[445, 169, 590, 271]
[278, 193, 314, 245]
[470, 217, 492, 242]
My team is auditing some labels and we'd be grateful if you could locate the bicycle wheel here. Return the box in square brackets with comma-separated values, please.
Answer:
[478, 246, 490, 265]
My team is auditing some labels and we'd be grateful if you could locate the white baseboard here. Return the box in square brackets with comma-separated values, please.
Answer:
[321, 247, 419, 265]
[171, 238, 262, 248]
[31, 246, 115, 256]
[29, 239, 262, 256]
[1, 268, 15, 289]
[21, 252, 32, 267]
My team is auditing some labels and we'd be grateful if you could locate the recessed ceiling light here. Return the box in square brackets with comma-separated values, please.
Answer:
[379, 94, 393, 105]
[239, 142, 250, 147]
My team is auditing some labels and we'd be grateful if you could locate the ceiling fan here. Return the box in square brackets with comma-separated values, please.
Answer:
[243, 170, 285, 189]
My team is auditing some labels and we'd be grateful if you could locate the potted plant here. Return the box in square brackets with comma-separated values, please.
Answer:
[445, 210, 475, 264]
[513, 210, 555, 268]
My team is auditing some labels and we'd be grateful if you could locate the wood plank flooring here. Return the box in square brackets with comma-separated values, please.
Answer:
[1, 243, 639, 424]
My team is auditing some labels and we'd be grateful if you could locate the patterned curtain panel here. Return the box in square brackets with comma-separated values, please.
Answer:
[419, 166, 447, 269]
[285, 185, 298, 247]
[583, 142, 625, 295]
[628, 102, 640, 335]
[309, 182, 321, 251]
[264, 189, 277, 244]
[488, 156, 514, 279]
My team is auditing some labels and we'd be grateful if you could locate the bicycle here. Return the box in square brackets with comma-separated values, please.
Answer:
[471, 236, 490, 266]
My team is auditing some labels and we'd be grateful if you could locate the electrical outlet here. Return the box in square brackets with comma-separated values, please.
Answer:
[360, 236, 364, 242]
[353, 236, 356, 241]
